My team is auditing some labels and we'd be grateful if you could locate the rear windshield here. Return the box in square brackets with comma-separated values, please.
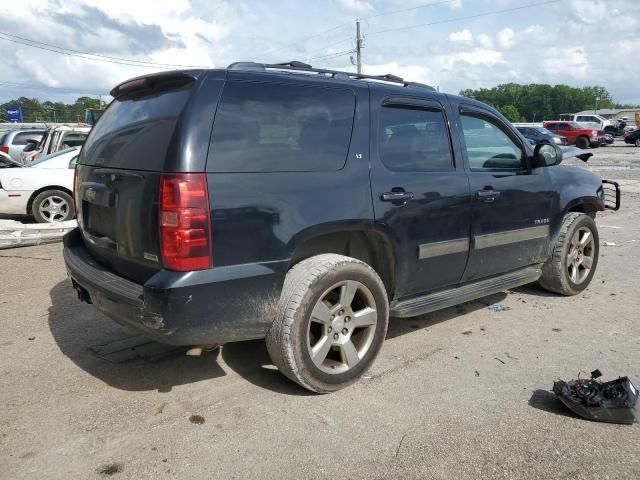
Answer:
[207, 81, 356, 172]
[80, 86, 192, 170]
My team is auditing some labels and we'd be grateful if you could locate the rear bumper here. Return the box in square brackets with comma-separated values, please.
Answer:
[63, 228, 287, 345]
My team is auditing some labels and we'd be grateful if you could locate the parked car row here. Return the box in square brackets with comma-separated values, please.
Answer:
[0, 128, 46, 161]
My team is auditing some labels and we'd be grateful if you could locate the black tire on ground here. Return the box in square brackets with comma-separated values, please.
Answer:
[266, 254, 389, 393]
[576, 136, 589, 149]
[31, 189, 75, 223]
[538, 212, 599, 296]
[635, 138, 640, 147]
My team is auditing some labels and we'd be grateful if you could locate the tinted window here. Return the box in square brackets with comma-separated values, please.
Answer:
[460, 114, 523, 171]
[80, 85, 192, 170]
[60, 133, 88, 148]
[378, 106, 453, 172]
[12, 132, 43, 145]
[208, 81, 355, 172]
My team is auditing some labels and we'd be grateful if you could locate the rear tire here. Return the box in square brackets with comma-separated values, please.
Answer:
[576, 136, 589, 149]
[538, 213, 599, 296]
[635, 138, 640, 147]
[31, 189, 75, 223]
[266, 254, 389, 393]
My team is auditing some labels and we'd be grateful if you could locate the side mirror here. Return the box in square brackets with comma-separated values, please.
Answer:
[533, 143, 562, 167]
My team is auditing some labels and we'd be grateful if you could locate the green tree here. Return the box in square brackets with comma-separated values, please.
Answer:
[1, 96, 105, 123]
[497, 104, 521, 122]
[459, 84, 635, 122]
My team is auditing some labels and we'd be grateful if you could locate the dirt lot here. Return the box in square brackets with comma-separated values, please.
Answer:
[1, 141, 639, 480]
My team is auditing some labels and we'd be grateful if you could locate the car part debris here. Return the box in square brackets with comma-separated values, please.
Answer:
[553, 370, 638, 424]
[487, 304, 511, 312]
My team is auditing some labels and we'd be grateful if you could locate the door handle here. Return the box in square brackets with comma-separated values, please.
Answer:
[381, 191, 414, 205]
[477, 189, 501, 203]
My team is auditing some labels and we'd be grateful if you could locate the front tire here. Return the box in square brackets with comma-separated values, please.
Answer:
[32, 189, 75, 223]
[635, 138, 640, 147]
[538, 213, 599, 295]
[576, 136, 589, 149]
[266, 254, 389, 393]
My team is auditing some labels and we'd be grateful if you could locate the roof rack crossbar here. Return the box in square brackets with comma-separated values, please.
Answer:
[227, 61, 436, 91]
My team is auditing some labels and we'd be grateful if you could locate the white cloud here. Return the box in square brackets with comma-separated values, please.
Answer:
[497, 28, 515, 49]
[449, 29, 473, 44]
[476, 34, 493, 49]
[336, 0, 374, 14]
[449, 49, 505, 67]
[542, 46, 589, 79]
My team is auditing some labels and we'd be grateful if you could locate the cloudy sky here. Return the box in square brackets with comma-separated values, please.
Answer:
[1, 0, 639, 104]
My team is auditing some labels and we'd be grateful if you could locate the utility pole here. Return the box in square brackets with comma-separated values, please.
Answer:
[356, 20, 363, 74]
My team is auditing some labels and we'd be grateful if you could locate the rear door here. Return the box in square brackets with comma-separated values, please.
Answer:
[369, 91, 471, 299]
[451, 101, 554, 282]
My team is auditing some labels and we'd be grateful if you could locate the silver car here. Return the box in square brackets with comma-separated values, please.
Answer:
[0, 128, 46, 161]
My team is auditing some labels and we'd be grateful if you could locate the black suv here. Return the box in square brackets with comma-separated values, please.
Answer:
[64, 62, 620, 392]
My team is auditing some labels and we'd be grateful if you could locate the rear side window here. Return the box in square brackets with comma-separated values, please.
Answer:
[80, 86, 192, 170]
[208, 81, 355, 172]
[378, 106, 453, 172]
[12, 132, 43, 145]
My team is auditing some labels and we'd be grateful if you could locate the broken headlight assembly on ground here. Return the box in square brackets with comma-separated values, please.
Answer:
[553, 370, 638, 425]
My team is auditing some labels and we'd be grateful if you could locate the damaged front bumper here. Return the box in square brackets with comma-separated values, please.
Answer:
[63, 228, 286, 345]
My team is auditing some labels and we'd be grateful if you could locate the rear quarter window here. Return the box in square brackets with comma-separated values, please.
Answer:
[12, 132, 43, 145]
[80, 86, 192, 170]
[207, 81, 356, 172]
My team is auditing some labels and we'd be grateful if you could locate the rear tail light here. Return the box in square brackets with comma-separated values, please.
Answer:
[0, 146, 8, 154]
[159, 173, 212, 271]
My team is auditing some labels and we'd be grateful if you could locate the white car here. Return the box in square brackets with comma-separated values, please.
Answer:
[0, 147, 79, 223]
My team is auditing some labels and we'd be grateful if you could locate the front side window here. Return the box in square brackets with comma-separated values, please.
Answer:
[208, 81, 356, 172]
[378, 106, 453, 172]
[460, 114, 524, 171]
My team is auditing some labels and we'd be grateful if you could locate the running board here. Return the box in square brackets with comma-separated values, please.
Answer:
[390, 265, 542, 318]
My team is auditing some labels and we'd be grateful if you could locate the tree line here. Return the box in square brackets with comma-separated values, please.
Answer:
[1, 96, 104, 123]
[459, 83, 638, 123]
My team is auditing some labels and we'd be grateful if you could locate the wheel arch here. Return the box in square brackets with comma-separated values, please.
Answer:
[288, 224, 397, 300]
[27, 185, 73, 214]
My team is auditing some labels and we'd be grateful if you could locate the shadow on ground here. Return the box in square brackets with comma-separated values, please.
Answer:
[48, 279, 309, 395]
[528, 389, 582, 420]
[48, 275, 536, 395]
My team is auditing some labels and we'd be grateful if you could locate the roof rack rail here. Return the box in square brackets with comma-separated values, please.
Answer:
[227, 61, 436, 91]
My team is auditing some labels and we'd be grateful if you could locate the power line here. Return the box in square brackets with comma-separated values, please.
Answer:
[367, 0, 561, 37]
[305, 49, 355, 63]
[0, 31, 210, 69]
[260, 21, 353, 56]
[297, 36, 354, 63]
[360, 0, 459, 21]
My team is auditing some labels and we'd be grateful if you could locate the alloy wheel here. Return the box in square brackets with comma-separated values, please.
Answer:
[566, 226, 595, 284]
[307, 280, 378, 374]
[38, 195, 70, 222]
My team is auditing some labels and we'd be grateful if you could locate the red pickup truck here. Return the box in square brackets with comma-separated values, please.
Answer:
[543, 121, 600, 149]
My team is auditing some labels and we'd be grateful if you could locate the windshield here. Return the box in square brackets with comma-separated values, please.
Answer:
[534, 127, 553, 135]
[29, 147, 80, 167]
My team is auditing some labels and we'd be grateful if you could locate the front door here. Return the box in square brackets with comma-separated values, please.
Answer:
[369, 93, 471, 299]
[452, 102, 554, 282]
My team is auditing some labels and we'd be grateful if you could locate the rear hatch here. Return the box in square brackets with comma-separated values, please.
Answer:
[76, 72, 201, 284]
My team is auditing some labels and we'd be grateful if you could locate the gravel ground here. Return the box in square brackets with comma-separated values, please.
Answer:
[1, 141, 639, 479]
